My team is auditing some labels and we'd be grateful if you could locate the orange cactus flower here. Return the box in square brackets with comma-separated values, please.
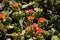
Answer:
[33, 23, 39, 31]
[27, 16, 34, 21]
[0, 14, 6, 19]
[38, 18, 46, 23]
[35, 27, 39, 31]
[13, 3, 18, 8]
[0, 14, 2, 18]
[2, 14, 6, 19]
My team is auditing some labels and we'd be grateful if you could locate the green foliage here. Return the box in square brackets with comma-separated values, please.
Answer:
[54, 1, 60, 9]
[53, 30, 59, 36]
[54, 19, 60, 32]
[0, 23, 4, 28]
[12, 12, 23, 21]
[14, 27, 20, 33]
[43, 31, 51, 38]
[3, 17, 12, 26]
[0, 0, 60, 40]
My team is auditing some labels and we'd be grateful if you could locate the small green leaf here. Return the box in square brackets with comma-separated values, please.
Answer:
[53, 31, 59, 36]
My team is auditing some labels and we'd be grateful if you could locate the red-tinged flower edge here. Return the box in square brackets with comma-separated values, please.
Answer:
[36, 28, 43, 34]
[33, 23, 38, 28]
[25, 9, 35, 14]
[29, 9, 35, 14]
[30, 23, 43, 34]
